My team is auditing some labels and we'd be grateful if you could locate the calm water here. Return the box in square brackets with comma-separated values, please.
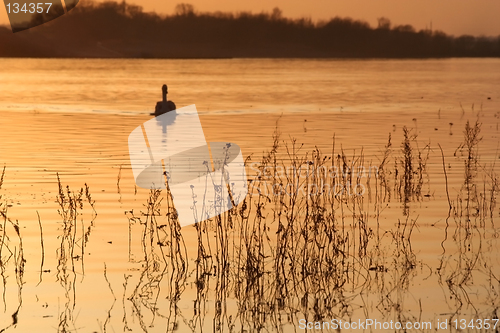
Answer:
[1, 58, 500, 115]
[0, 58, 499, 332]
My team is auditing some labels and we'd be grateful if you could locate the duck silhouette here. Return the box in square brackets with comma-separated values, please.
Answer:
[151, 84, 176, 116]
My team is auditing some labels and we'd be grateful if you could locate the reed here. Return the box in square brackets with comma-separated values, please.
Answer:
[0, 118, 494, 332]
[55, 174, 97, 333]
[124, 187, 187, 333]
[95, 118, 499, 331]
[394, 126, 430, 215]
[156, 123, 433, 331]
[0, 167, 25, 332]
[437, 119, 500, 322]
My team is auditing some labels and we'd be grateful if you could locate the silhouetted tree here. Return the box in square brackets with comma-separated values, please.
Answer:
[175, 3, 195, 16]
[377, 17, 391, 30]
[271, 7, 283, 21]
[1, 1, 498, 58]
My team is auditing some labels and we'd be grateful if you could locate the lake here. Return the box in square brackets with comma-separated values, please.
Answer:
[0, 58, 499, 332]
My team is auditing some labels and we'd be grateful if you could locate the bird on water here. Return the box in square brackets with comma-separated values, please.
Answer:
[151, 84, 176, 116]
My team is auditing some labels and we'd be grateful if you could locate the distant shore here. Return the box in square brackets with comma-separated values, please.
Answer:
[1, 1, 499, 59]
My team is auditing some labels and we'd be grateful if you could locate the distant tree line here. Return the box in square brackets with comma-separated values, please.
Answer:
[1, 0, 499, 58]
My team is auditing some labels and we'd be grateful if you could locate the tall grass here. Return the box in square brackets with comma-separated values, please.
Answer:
[118, 123, 443, 332]
[0, 119, 498, 332]
[55, 174, 97, 333]
[124, 187, 187, 333]
[0, 167, 25, 332]
[437, 118, 500, 322]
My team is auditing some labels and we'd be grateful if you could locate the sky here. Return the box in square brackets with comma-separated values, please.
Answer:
[1, 0, 500, 36]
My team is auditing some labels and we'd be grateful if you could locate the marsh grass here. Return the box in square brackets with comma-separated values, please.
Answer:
[117, 123, 448, 332]
[395, 126, 431, 215]
[124, 187, 187, 333]
[0, 118, 498, 332]
[55, 174, 97, 333]
[437, 119, 500, 322]
[0, 166, 25, 332]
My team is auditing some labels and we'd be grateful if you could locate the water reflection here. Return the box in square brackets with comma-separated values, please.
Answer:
[54, 175, 97, 332]
[437, 120, 500, 322]
[129, 105, 247, 228]
[1, 119, 500, 332]
[107, 120, 499, 332]
[124, 189, 187, 332]
[155, 110, 177, 134]
[0, 168, 24, 332]
[120, 127, 430, 332]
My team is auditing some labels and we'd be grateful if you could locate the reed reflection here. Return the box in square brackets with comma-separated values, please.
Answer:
[437, 119, 500, 323]
[55, 175, 97, 332]
[1, 117, 499, 332]
[0, 167, 25, 332]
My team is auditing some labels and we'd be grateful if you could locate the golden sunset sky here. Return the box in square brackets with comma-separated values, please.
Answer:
[1, 0, 500, 36]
